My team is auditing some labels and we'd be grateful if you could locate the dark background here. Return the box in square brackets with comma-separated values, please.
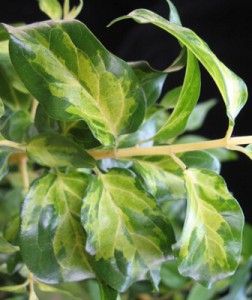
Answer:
[1, 0, 251, 223]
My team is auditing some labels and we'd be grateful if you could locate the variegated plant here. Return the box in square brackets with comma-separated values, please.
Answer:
[0, 1, 252, 299]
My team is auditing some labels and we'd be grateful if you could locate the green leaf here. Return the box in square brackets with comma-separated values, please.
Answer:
[129, 61, 167, 107]
[0, 97, 4, 118]
[185, 99, 217, 131]
[98, 281, 118, 300]
[111, 9, 248, 126]
[0, 151, 9, 181]
[27, 133, 96, 169]
[173, 168, 244, 287]
[161, 261, 188, 289]
[38, 0, 63, 19]
[0, 235, 19, 253]
[81, 168, 174, 292]
[0, 283, 27, 293]
[4, 20, 145, 146]
[160, 86, 182, 109]
[0, 41, 32, 111]
[1, 110, 31, 142]
[167, 0, 182, 26]
[242, 224, 252, 260]
[187, 283, 216, 300]
[132, 151, 220, 203]
[34, 104, 61, 134]
[154, 50, 201, 141]
[20, 172, 94, 283]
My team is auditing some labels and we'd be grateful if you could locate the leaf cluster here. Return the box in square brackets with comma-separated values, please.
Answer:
[0, 0, 252, 299]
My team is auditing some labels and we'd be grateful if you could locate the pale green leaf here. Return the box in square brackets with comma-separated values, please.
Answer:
[0, 283, 27, 293]
[185, 99, 217, 131]
[173, 168, 244, 287]
[242, 224, 252, 260]
[4, 20, 145, 146]
[160, 86, 182, 109]
[111, 9, 248, 125]
[155, 49, 201, 141]
[81, 168, 174, 292]
[0, 235, 19, 253]
[187, 283, 216, 300]
[166, 0, 182, 26]
[27, 133, 96, 169]
[38, 0, 63, 20]
[20, 172, 94, 283]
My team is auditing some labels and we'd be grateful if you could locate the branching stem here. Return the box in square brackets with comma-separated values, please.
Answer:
[88, 135, 252, 160]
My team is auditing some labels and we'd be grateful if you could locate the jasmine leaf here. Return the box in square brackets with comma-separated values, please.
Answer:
[173, 168, 244, 287]
[4, 20, 145, 146]
[111, 9, 248, 126]
[20, 172, 94, 283]
[81, 168, 174, 292]
[0, 235, 19, 253]
[27, 133, 96, 169]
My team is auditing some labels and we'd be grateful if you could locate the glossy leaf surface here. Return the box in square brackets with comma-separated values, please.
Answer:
[5, 20, 145, 146]
[81, 168, 174, 291]
[111, 9, 248, 125]
[173, 168, 244, 287]
[27, 133, 96, 169]
[20, 172, 94, 283]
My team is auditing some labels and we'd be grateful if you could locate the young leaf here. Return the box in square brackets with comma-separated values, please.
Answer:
[111, 9, 248, 126]
[27, 133, 96, 169]
[129, 61, 167, 107]
[173, 168, 244, 287]
[4, 20, 145, 146]
[20, 172, 94, 283]
[81, 168, 175, 292]
[0, 283, 27, 293]
[160, 86, 182, 109]
[154, 50, 201, 141]
[38, 0, 62, 20]
[64, 0, 84, 20]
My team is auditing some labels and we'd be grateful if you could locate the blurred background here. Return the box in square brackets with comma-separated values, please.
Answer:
[0, 0, 251, 223]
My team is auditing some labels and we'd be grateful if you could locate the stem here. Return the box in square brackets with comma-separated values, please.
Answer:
[28, 273, 38, 300]
[30, 98, 39, 123]
[88, 136, 252, 160]
[18, 155, 29, 194]
[0, 140, 26, 151]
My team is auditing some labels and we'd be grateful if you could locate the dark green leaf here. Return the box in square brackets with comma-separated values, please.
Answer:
[4, 20, 145, 146]
[111, 9, 248, 126]
[38, 0, 63, 19]
[34, 104, 61, 134]
[81, 168, 174, 292]
[0, 41, 32, 111]
[98, 281, 118, 300]
[27, 133, 96, 169]
[20, 172, 94, 283]
[173, 168, 244, 287]
[129, 61, 167, 107]
[185, 99, 217, 131]
[155, 50, 201, 141]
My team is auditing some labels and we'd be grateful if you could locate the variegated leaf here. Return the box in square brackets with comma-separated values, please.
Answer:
[173, 168, 244, 287]
[111, 9, 248, 126]
[4, 20, 145, 146]
[81, 168, 174, 292]
[20, 172, 94, 283]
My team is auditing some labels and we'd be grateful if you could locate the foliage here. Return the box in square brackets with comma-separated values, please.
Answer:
[0, 0, 252, 299]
